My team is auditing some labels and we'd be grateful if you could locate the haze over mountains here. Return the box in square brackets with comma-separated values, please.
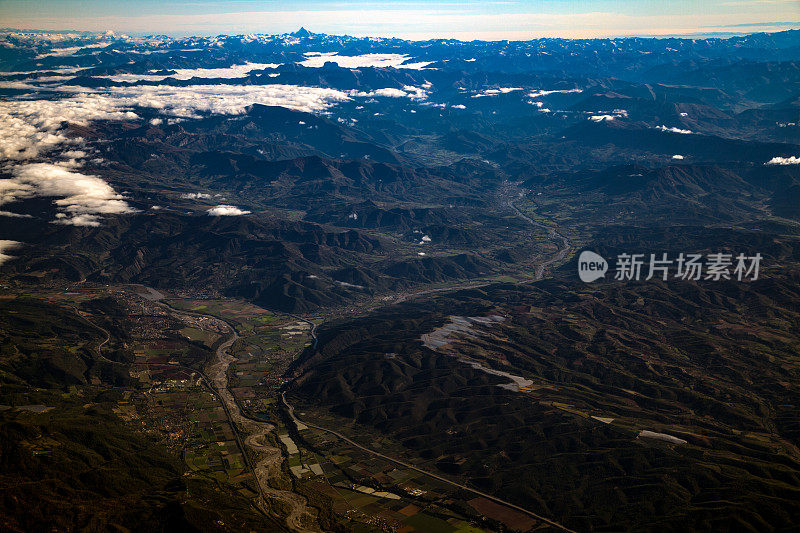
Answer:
[1, 26, 800, 532]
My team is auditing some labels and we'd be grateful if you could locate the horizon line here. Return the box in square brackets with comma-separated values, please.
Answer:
[2, 25, 799, 43]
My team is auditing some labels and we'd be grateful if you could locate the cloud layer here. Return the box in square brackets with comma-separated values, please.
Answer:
[300, 52, 431, 70]
[0, 82, 354, 224]
[98, 62, 281, 82]
[0, 95, 138, 160]
[104, 83, 352, 118]
[2, 163, 136, 226]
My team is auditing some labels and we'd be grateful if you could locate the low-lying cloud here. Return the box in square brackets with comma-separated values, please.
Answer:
[103, 84, 352, 118]
[207, 204, 251, 216]
[180, 192, 214, 199]
[1, 163, 136, 226]
[472, 87, 522, 98]
[766, 156, 800, 165]
[0, 210, 33, 218]
[656, 125, 693, 134]
[0, 95, 139, 160]
[98, 62, 282, 82]
[0, 82, 354, 224]
[300, 52, 431, 70]
[351, 85, 428, 101]
[0, 240, 22, 266]
[527, 88, 582, 98]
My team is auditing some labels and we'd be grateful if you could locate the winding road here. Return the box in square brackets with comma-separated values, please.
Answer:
[273, 185, 576, 532]
[77, 182, 574, 533]
[83, 288, 321, 532]
[503, 186, 572, 280]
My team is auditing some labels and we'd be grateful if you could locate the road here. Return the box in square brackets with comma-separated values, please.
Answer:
[503, 185, 572, 280]
[202, 325, 320, 533]
[80, 186, 575, 533]
[378, 185, 572, 307]
[280, 391, 576, 533]
[84, 290, 320, 532]
[273, 186, 576, 531]
[150, 290, 321, 532]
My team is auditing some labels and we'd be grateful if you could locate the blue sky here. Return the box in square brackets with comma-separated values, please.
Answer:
[1, 0, 798, 39]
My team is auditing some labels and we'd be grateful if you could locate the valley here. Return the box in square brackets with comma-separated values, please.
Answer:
[1, 25, 800, 533]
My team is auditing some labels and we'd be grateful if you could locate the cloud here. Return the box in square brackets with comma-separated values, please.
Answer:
[97, 62, 282, 82]
[180, 192, 213, 199]
[207, 204, 251, 216]
[351, 85, 428, 101]
[0, 210, 33, 218]
[472, 87, 523, 97]
[672, 154, 685, 159]
[656, 125, 693, 134]
[527, 88, 582, 98]
[300, 52, 431, 69]
[35, 41, 109, 59]
[0, 95, 139, 160]
[589, 115, 616, 122]
[102, 84, 352, 117]
[1, 163, 136, 226]
[765, 156, 800, 165]
[0, 85, 350, 162]
[0, 240, 22, 266]
[0, 81, 353, 225]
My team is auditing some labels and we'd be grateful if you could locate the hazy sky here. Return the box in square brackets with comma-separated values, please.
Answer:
[1, 0, 798, 39]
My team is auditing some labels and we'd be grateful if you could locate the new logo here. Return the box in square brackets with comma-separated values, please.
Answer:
[578, 251, 608, 282]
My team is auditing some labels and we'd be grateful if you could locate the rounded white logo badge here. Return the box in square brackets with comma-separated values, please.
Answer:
[578, 251, 608, 282]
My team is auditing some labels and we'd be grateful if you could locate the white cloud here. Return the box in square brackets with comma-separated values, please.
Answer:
[102, 84, 351, 117]
[472, 87, 523, 98]
[0, 210, 33, 218]
[672, 154, 685, 160]
[300, 52, 431, 70]
[0, 81, 351, 225]
[765, 156, 800, 165]
[0, 95, 138, 160]
[0, 84, 350, 162]
[180, 192, 213, 199]
[97, 62, 281, 82]
[0, 80, 44, 90]
[207, 204, 251, 216]
[451, 104, 466, 109]
[0, 240, 22, 266]
[363, 87, 407, 98]
[0, 95, 139, 225]
[351, 85, 428, 101]
[656, 125, 693, 134]
[527, 88, 582, 98]
[1, 163, 135, 226]
[589, 115, 615, 122]
[35, 42, 109, 59]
